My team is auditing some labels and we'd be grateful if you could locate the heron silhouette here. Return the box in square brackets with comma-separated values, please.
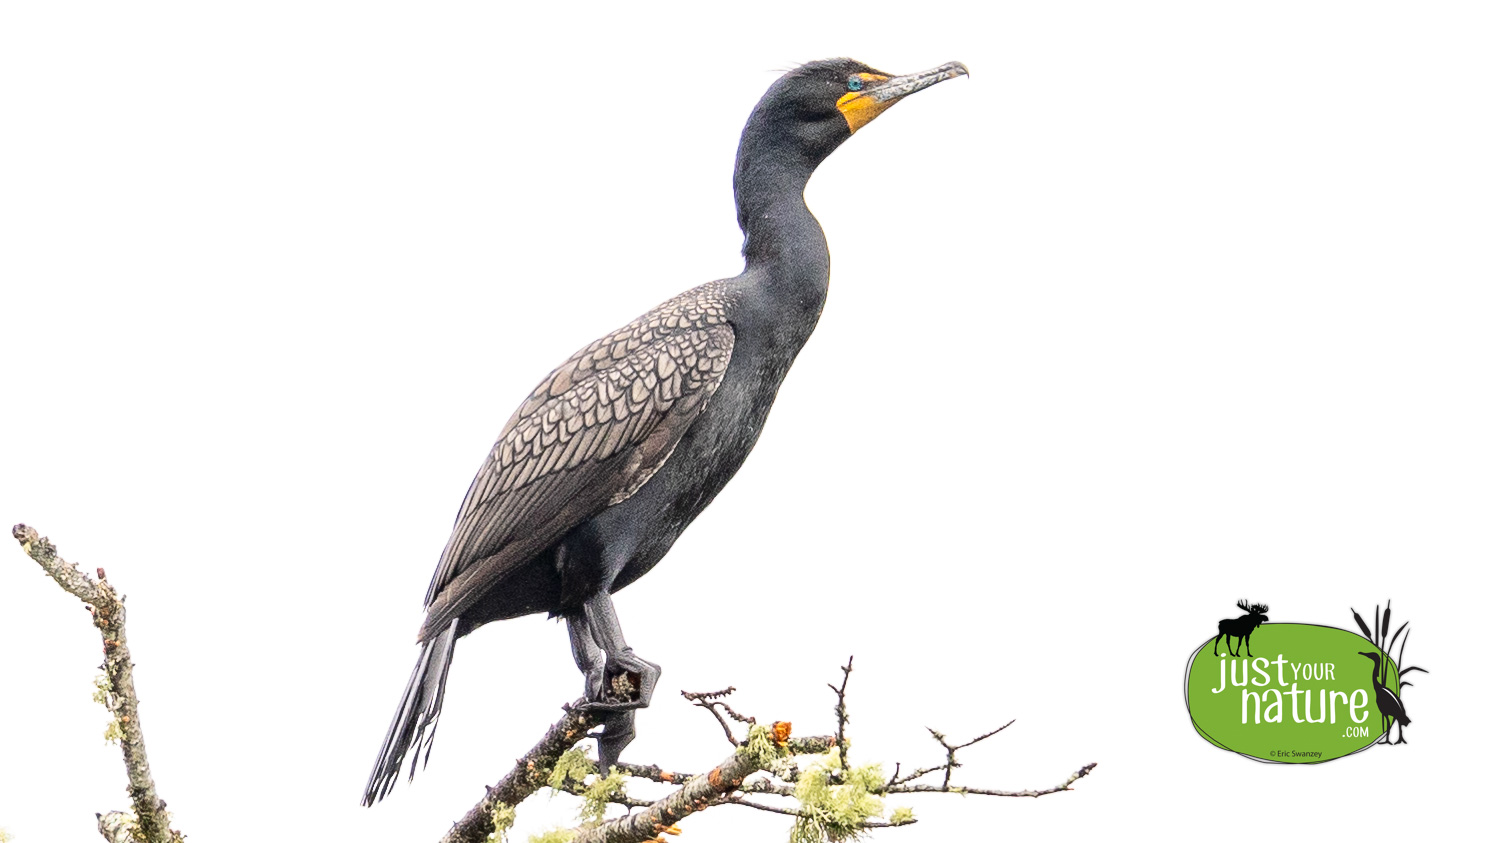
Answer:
[1358, 651, 1410, 745]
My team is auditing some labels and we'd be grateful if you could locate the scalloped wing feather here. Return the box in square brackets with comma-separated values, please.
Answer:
[417, 284, 735, 639]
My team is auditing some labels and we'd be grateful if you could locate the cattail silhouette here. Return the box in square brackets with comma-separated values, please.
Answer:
[1351, 601, 1428, 745]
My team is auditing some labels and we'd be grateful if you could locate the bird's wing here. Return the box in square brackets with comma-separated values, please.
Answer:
[417, 284, 735, 639]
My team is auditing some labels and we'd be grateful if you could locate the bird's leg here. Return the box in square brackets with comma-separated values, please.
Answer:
[577, 590, 661, 712]
[571, 591, 656, 774]
[567, 612, 637, 774]
[567, 615, 605, 701]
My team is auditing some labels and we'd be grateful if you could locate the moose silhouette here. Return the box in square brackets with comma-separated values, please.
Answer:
[1213, 600, 1269, 658]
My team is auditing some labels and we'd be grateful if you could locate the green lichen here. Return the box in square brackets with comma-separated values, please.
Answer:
[744, 724, 789, 769]
[887, 807, 915, 826]
[0, 826, 13, 842]
[93, 674, 123, 745]
[541, 746, 625, 826]
[789, 749, 887, 843]
[527, 830, 576, 843]
[92, 674, 112, 705]
[579, 767, 626, 825]
[547, 748, 596, 790]
[95, 811, 139, 843]
[485, 802, 516, 843]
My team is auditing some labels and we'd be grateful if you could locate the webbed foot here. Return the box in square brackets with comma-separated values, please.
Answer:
[577, 650, 661, 712]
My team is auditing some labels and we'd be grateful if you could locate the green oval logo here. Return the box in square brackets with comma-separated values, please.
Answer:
[1185, 623, 1398, 762]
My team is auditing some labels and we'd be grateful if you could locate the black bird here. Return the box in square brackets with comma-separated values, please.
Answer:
[1358, 651, 1411, 744]
[364, 57, 969, 805]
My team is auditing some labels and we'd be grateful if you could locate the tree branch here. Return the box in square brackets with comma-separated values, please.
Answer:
[881, 721, 1093, 798]
[682, 686, 759, 748]
[888, 762, 1097, 798]
[439, 702, 602, 843]
[474, 677, 1089, 842]
[571, 723, 795, 843]
[828, 656, 853, 779]
[14, 524, 1093, 843]
[11, 524, 183, 843]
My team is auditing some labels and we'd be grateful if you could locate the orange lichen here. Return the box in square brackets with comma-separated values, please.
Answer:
[771, 721, 792, 744]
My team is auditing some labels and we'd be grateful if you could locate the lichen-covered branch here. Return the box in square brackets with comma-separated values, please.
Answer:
[11, 524, 183, 843]
[470, 665, 1091, 843]
[13, 522, 1092, 843]
[571, 723, 795, 843]
[440, 703, 602, 843]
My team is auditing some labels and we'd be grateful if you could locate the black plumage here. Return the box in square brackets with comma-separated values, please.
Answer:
[364, 57, 967, 805]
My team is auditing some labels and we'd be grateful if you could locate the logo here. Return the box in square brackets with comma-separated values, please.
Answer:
[1184, 600, 1428, 763]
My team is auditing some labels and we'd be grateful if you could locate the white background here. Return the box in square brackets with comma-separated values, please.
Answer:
[2, 2, 1493, 841]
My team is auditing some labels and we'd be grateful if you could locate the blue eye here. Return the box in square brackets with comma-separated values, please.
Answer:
[847, 76, 863, 92]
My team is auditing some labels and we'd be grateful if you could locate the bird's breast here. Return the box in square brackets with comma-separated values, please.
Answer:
[597, 343, 798, 589]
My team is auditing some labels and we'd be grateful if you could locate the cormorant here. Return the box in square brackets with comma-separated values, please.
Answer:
[1358, 651, 1411, 744]
[364, 57, 969, 805]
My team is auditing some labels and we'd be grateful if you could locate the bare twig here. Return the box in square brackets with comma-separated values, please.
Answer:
[887, 763, 945, 788]
[439, 702, 601, 843]
[12, 524, 183, 843]
[882, 720, 1092, 798]
[889, 762, 1097, 798]
[681, 685, 763, 748]
[720, 702, 757, 726]
[924, 721, 1013, 790]
[680, 687, 736, 701]
[682, 688, 741, 746]
[716, 794, 806, 817]
[829, 656, 854, 777]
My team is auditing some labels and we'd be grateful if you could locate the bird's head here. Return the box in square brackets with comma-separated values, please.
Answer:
[1358, 651, 1382, 663]
[742, 58, 969, 168]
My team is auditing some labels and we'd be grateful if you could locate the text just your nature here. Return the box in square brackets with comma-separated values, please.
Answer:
[1211, 654, 1370, 725]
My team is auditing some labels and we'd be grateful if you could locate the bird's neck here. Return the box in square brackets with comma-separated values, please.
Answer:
[734, 154, 831, 305]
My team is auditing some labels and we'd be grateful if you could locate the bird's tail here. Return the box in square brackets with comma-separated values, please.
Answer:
[363, 619, 460, 805]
